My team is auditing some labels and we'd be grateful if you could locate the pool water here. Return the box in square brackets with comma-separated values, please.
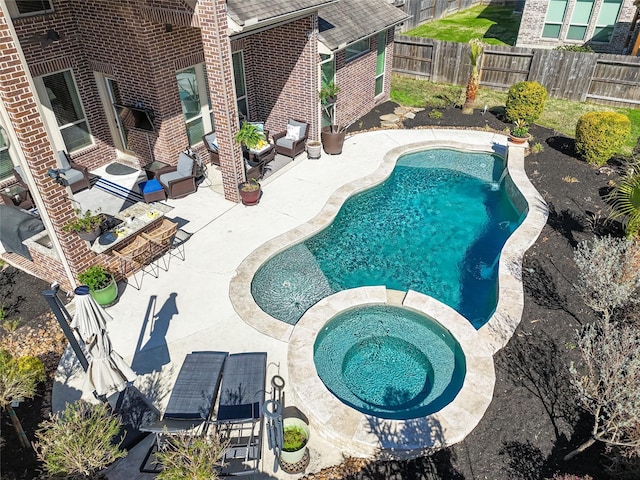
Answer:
[251, 149, 525, 328]
[313, 305, 466, 419]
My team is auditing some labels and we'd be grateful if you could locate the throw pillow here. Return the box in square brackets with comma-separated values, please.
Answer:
[285, 125, 301, 141]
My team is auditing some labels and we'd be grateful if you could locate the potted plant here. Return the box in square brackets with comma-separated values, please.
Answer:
[62, 209, 105, 242]
[77, 264, 118, 306]
[320, 82, 347, 155]
[509, 119, 530, 144]
[279, 417, 310, 466]
[319, 80, 340, 105]
[306, 140, 322, 159]
[234, 121, 266, 151]
[238, 177, 261, 206]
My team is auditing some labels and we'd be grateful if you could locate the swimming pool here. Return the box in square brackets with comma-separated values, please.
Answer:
[251, 148, 526, 329]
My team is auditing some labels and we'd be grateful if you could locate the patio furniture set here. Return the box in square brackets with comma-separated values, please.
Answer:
[140, 351, 268, 476]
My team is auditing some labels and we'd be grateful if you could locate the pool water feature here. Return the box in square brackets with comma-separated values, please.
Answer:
[314, 304, 465, 420]
[251, 148, 526, 328]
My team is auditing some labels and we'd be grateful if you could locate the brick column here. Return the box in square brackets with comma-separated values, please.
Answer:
[0, 6, 92, 287]
[199, 0, 243, 203]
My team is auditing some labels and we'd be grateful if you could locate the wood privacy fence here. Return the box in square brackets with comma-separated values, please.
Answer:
[393, 37, 640, 107]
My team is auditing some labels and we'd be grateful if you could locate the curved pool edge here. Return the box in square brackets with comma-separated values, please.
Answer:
[287, 287, 496, 459]
[230, 131, 548, 344]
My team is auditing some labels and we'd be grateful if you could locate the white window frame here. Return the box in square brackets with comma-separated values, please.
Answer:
[375, 31, 387, 97]
[542, 0, 569, 39]
[345, 38, 370, 62]
[176, 63, 214, 146]
[232, 51, 249, 120]
[566, 0, 595, 41]
[592, 0, 623, 43]
[33, 69, 93, 154]
[6, 0, 53, 18]
[0, 124, 14, 182]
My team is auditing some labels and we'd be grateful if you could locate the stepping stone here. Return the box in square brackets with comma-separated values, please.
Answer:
[394, 106, 413, 115]
[381, 121, 399, 128]
[404, 112, 416, 119]
[380, 114, 400, 122]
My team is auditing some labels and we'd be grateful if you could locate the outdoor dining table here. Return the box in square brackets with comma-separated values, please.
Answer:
[90, 202, 173, 254]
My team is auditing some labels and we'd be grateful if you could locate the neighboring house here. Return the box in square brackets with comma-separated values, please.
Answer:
[516, 0, 639, 54]
[0, 0, 407, 291]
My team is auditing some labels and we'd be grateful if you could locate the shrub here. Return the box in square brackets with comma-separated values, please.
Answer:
[154, 431, 228, 480]
[575, 111, 631, 166]
[607, 171, 640, 238]
[566, 319, 640, 461]
[554, 45, 594, 53]
[35, 401, 126, 478]
[573, 235, 640, 322]
[505, 81, 548, 123]
[77, 264, 113, 291]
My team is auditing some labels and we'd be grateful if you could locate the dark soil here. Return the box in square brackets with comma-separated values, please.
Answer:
[0, 102, 631, 479]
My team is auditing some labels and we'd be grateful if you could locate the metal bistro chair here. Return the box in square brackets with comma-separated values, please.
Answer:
[141, 219, 178, 272]
[113, 235, 157, 290]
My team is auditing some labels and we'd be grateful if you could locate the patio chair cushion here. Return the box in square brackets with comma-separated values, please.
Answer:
[288, 119, 307, 138]
[140, 179, 163, 194]
[204, 132, 218, 152]
[61, 168, 84, 185]
[159, 170, 185, 185]
[13, 165, 25, 182]
[276, 137, 295, 150]
[57, 150, 72, 170]
[176, 152, 194, 178]
[285, 124, 301, 141]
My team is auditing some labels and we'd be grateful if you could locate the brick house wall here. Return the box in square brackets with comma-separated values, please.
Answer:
[334, 27, 396, 128]
[517, 0, 637, 54]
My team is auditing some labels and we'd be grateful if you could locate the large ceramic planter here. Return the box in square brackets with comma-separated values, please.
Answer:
[508, 133, 530, 145]
[90, 275, 118, 306]
[321, 126, 346, 155]
[279, 416, 310, 465]
[238, 182, 261, 206]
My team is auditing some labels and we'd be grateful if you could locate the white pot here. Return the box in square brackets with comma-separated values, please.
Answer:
[279, 417, 310, 465]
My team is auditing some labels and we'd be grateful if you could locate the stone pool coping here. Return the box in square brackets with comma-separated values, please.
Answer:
[288, 286, 496, 458]
[229, 133, 548, 351]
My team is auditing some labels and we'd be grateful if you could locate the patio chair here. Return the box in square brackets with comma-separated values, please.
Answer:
[212, 352, 267, 476]
[202, 131, 220, 166]
[57, 151, 91, 193]
[11, 166, 29, 189]
[140, 351, 228, 474]
[141, 218, 178, 272]
[272, 119, 309, 160]
[112, 234, 157, 290]
[158, 151, 198, 199]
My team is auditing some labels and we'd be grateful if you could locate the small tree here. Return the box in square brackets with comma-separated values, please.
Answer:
[573, 235, 640, 322]
[35, 401, 126, 479]
[0, 349, 45, 449]
[154, 431, 229, 480]
[462, 38, 484, 114]
[565, 319, 640, 461]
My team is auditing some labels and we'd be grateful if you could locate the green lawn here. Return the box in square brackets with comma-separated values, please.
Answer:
[404, 5, 522, 46]
[391, 75, 639, 156]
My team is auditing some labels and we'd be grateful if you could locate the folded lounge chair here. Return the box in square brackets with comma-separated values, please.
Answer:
[214, 352, 267, 476]
[140, 351, 228, 473]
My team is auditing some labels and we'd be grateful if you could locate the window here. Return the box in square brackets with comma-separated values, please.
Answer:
[567, 0, 594, 40]
[7, 0, 53, 17]
[0, 126, 13, 182]
[542, 0, 568, 38]
[232, 51, 248, 120]
[592, 0, 622, 43]
[375, 31, 387, 96]
[320, 55, 336, 127]
[345, 38, 369, 62]
[37, 70, 92, 153]
[176, 64, 213, 146]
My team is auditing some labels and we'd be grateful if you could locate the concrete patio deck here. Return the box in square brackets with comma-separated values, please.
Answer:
[51, 128, 545, 479]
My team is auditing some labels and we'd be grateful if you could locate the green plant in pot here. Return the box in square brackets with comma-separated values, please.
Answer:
[234, 123, 264, 205]
[279, 418, 310, 466]
[77, 264, 118, 306]
[234, 121, 266, 151]
[319, 80, 340, 105]
[63, 209, 105, 242]
[509, 119, 530, 144]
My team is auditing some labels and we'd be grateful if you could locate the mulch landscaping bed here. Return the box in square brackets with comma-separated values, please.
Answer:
[0, 102, 631, 479]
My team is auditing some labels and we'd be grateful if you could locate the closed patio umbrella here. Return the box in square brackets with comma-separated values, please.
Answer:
[86, 331, 136, 397]
[70, 286, 112, 341]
